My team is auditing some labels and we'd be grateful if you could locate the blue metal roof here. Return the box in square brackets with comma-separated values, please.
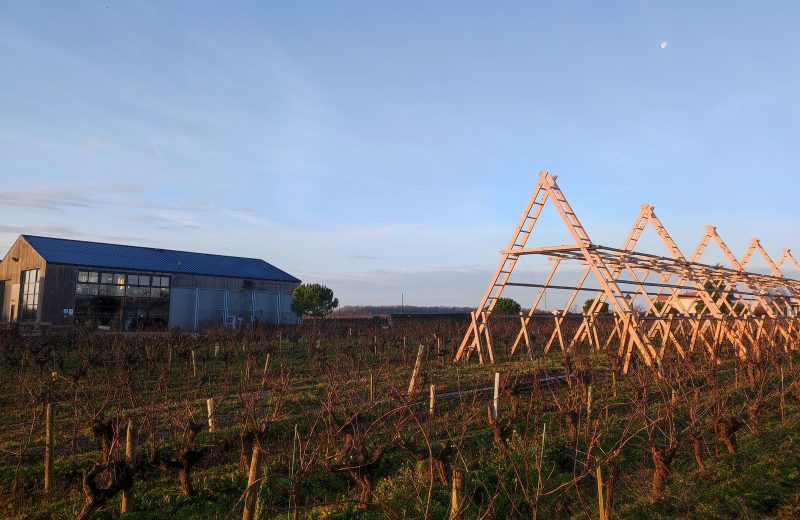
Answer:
[22, 235, 300, 283]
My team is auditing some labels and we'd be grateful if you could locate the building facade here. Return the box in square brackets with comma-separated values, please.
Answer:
[0, 235, 301, 330]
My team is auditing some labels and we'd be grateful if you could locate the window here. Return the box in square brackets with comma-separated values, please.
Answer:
[151, 276, 170, 288]
[126, 286, 151, 298]
[75, 269, 171, 329]
[19, 269, 40, 322]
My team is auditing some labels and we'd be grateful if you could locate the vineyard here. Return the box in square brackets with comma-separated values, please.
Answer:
[1, 318, 799, 519]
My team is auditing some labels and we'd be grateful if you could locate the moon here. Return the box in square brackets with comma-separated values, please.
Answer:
[660, 41, 668, 49]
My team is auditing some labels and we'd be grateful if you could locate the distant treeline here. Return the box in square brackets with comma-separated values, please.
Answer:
[333, 305, 474, 317]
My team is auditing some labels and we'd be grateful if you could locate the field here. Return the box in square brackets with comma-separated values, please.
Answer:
[0, 317, 799, 519]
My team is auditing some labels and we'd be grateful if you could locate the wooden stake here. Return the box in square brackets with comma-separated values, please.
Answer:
[429, 384, 436, 417]
[121, 418, 136, 514]
[191, 349, 197, 378]
[492, 372, 500, 420]
[780, 366, 785, 423]
[450, 470, 464, 520]
[587, 385, 593, 417]
[242, 442, 261, 520]
[596, 464, 606, 520]
[407, 344, 424, 396]
[369, 372, 374, 402]
[206, 398, 215, 432]
[261, 353, 270, 386]
[44, 403, 54, 493]
[612, 372, 617, 398]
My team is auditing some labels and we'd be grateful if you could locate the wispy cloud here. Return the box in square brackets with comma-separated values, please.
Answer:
[348, 254, 387, 261]
[0, 187, 98, 211]
[0, 224, 154, 245]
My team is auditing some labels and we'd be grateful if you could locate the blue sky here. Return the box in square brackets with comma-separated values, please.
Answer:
[1, 1, 798, 307]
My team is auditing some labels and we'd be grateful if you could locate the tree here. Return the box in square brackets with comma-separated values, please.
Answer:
[291, 283, 339, 319]
[492, 297, 521, 315]
[694, 275, 743, 316]
[583, 298, 610, 314]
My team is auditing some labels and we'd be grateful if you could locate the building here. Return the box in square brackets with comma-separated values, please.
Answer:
[0, 235, 301, 330]
[654, 291, 699, 315]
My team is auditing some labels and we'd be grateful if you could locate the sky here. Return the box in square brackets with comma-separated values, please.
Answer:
[1, 1, 798, 308]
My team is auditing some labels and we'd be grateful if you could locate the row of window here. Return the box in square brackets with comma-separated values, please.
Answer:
[77, 271, 170, 287]
[76, 284, 170, 298]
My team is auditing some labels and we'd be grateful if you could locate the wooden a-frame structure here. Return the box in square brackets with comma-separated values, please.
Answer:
[455, 172, 800, 372]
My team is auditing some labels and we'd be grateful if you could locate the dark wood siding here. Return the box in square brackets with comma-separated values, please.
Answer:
[40, 264, 77, 326]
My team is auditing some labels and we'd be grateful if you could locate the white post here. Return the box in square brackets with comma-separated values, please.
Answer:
[206, 398, 215, 432]
[250, 290, 256, 327]
[121, 418, 136, 513]
[492, 372, 500, 420]
[429, 384, 435, 417]
[261, 353, 270, 387]
[242, 442, 261, 520]
[224, 289, 229, 328]
[194, 288, 199, 331]
[407, 344, 425, 396]
[369, 371, 374, 402]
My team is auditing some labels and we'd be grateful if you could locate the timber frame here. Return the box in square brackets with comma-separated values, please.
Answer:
[455, 172, 800, 373]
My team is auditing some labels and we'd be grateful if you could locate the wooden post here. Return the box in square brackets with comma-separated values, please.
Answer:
[206, 398, 215, 432]
[612, 372, 617, 398]
[450, 470, 464, 520]
[587, 385, 593, 417]
[44, 403, 54, 493]
[492, 372, 500, 420]
[214, 342, 220, 357]
[780, 366, 785, 423]
[519, 311, 532, 358]
[191, 349, 197, 378]
[407, 344, 424, 396]
[121, 418, 136, 513]
[369, 372, 374, 402]
[596, 464, 606, 520]
[429, 384, 436, 417]
[242, 442, 261, 520]
[261, 353, 270, 386]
